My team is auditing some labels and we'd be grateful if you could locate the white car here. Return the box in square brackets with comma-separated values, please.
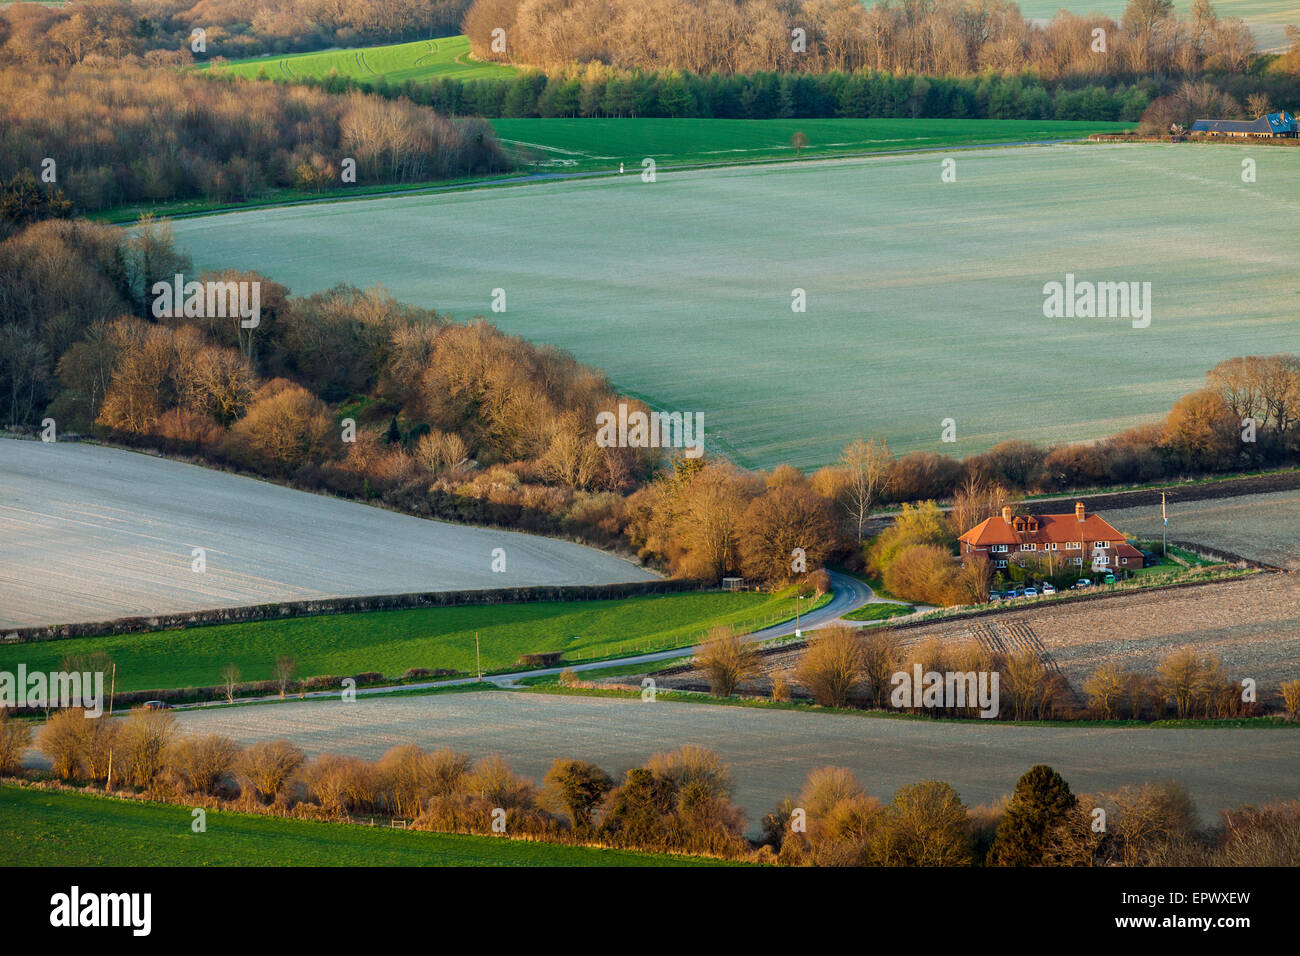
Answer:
[1042, 583, 1056, 595]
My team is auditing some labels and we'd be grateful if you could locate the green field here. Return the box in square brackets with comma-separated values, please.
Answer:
[841, 601, 914, 622]
[0, 785, 721, 866]
[0, 590, 815, 693]
[171, 142, 1300, 470]
[493, 117, 1134, 172]
[207, 35, 516, 83]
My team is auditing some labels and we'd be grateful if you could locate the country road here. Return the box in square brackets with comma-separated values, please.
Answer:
[164, 690, 1300, 833]
[0, 439, 657, 628]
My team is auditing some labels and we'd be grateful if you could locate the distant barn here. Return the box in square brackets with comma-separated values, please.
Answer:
[1191, 111, 1298, 138]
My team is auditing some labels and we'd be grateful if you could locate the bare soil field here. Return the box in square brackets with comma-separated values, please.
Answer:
[152, 691, 1300, 831]
[666, 573, 1300, 700]
[0, 439, 655, 629]
[1103, 490, 1300, 570]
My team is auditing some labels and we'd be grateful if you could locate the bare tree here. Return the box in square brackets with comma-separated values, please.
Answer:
[272, 655, 297, 699]
[840, 438, 893, 542]
[695, 625, 761, 697]
[220, 664, 242, 704]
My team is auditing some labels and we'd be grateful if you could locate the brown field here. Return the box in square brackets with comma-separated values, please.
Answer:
[1103, 489, 1300, 570]
[662, 573, 1300, 702]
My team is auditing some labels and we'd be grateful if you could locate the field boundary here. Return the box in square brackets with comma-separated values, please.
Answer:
[2, 579, 701, 645]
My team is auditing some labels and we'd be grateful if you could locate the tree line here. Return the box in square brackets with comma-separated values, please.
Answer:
[1, 708, 1293, 865]
[0, 60, 507, 214]
[301, 64, 1158, 122]
[692, 623, 1299, 720]
[465, 0, 1291, 81]
[0, 0, 474, 64]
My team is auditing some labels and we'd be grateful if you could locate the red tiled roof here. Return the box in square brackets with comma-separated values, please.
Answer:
[959, 511, 1127, 548]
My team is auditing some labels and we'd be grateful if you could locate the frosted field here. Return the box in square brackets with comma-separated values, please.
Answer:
[0, 440, 655, 629]
[172, 143, 1300, 471]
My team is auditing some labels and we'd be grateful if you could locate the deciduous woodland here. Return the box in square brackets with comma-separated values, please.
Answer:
[2, 215, 1297, 594]
[0, 0, 475, 62]
[0, 62, 507, 212]
[466, 0, 1267, 78]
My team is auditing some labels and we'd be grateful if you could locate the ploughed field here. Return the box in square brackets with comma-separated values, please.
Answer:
[171, 143, 1300, 470]
[1103, 489, 1300, 569]
[669, 573, 1300, 701]
[0, 440, 655, 629]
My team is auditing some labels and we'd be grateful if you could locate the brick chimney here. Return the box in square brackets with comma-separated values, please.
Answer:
[1002, 505, 1012, 524]
[1076, 501, 1086, 522]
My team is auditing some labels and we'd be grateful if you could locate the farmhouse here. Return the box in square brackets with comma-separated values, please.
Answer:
[959, 503, 1143, 574]
[1190, 111, 1298, 138]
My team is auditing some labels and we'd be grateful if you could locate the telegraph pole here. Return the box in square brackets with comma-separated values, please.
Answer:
[475, 632, 482, 682]
[1162, 492, 1168, 558]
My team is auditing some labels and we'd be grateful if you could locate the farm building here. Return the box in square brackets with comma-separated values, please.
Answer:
[959, 503, 1143, 574]
[1190, 111, 1298, 138]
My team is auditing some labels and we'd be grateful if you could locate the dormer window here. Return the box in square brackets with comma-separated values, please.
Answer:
[1027, 518, 1039, 532]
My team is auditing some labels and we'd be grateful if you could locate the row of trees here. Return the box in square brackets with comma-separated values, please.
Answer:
[4, 710, 1292, 865]
[308, 63, 1156, 122]
[465, 0, 1277, 80]
[0, 60, 507, 215]
[693, 624, 1294, 719]
[0, 0, 474, 64]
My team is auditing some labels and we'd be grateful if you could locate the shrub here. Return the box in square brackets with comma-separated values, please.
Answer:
[238, 739, 305, 803]
[171, 734, 239, 796]
[695, 625, 761, 697]
[796, 624, 865, 707]
[117, 708, 179, 790]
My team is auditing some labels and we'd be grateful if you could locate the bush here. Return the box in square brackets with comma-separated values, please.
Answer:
[796, 624, 865, 707]
[238, 739, 305, 803]
[694, 626, 761, 697]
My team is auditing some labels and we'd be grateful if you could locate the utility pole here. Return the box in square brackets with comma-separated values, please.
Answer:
[109, 662, 116, 716]
[475, 632, 482, 682]
[1162, 491, 1168, 558]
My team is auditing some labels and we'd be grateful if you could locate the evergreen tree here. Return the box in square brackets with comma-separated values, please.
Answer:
[989, 764, 1078, 866]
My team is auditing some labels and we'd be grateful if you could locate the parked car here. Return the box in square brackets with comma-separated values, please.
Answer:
[1024, 586, 1038, 597]
[989, 590, 1004, 601]
[1074, 578, 1092, 589]
[1042, 583, 1056, 595]
[141, 700, 171, 710]
[1103, 573, 1116, 584]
